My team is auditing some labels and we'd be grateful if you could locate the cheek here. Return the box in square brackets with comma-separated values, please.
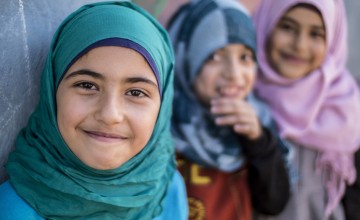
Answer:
[268, 31, 291, 54]
[266, 35, 278, 65]
[142, 109, 158, 132]
[244, 69, 256, 92]
[195, 66, 218, 91]
[56, 91, 89, 136]
[266, 32, 289, 72]
[248, 69, 256, 84]
[129, 103, 160, 144]
[313, 43, 326, 65]
[56, 90, 69, 130]
[56, 93, 75, 150]
[195, 77, 213, 94]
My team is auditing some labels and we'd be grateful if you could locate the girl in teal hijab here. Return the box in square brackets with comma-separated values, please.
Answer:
[0, 1, 187, 219]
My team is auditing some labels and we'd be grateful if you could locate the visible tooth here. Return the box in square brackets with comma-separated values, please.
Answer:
[221, 87, 237, 95]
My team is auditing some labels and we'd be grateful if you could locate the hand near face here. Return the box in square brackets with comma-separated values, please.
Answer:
[211, 97, 261, 140]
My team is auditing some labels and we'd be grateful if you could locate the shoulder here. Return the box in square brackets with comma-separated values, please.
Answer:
[0, 181, 43, 220]
[154, 171, 188, 220]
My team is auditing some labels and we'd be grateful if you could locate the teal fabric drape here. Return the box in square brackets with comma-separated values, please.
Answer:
[6, 1, 175, 219]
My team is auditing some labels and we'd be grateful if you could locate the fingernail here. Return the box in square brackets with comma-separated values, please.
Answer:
[215, 118, 221, 124]
[211, 106, 217, 113]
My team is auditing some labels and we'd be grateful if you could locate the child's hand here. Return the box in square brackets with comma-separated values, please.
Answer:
[211, 97, 261, 140]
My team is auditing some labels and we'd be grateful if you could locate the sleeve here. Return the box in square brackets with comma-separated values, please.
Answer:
[0, 181, 44, 220]
[154, 171, 188, 220]
[342, 148, 360, 220]
[239, 126, 290, 215]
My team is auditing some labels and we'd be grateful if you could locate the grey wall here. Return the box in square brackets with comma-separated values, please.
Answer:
[1, 0, 360, 183]
[344, 0, 360, 82]
[0, 0, 112, 183]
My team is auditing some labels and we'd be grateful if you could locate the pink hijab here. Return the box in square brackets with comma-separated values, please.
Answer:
[253, 0, 360, 216]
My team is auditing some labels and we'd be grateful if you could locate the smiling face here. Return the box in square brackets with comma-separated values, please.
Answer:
[267, 5, 326, 80]
[56, 46, 161, 170]
[194, 44, 256, 106]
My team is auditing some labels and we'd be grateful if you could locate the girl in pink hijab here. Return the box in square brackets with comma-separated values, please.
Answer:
[253, 0, 360, 219]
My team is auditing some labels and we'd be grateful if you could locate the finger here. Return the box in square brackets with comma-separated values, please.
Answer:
[215, 114, 262, 139]
[211, 104, 241, 116]
[214, 109, 258, 127]
[233, 124, 252, 134]
[234, 123, 261, 140]
[215, 114, 253, 126]
[211, 99, 249, 115]
[211, 98, 247, 108]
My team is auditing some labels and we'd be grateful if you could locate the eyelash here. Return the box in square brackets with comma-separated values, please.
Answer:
[208, 53, 222, 62]
[240, 53, 254, 62]
[279, 22, 325, 39]
[71, 80, 152, 101]
[74, 81, 98, 90]
[125, 89, 148, 97]
[207, 52, 254, 63]
[75, 83, 148, 97]
[279, 23, 296, 32]
[310, 31, 325, 39]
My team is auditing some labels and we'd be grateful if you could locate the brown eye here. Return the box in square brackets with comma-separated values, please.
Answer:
[239, 50, 255, 65]
[126, 89, 146, 97]
[278, 22, 296, 33]
[310, 30, 325, 39]
[75, 82, 98, 90]
[240, 53, 253, 62]
[207, 52, 222, 62]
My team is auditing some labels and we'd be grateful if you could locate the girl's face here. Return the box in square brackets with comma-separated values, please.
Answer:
[267, 5, 326, 80]
[194, 44, 256, 106]
[56, 46, 161, 170]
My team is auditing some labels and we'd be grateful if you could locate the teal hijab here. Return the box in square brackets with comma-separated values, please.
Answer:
[6, 1, 175, 219]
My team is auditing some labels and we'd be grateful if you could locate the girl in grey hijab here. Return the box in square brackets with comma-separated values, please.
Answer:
[168, 0, 292, 219]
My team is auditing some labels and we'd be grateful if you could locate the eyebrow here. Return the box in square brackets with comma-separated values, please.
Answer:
[281, 16, 325, 31]
[280, 17, 298, 25]
[64, 69, 104, 80]
[218, 46, 253, 55]
[64, 69, 158, 88]
[125, 77, 158, 88]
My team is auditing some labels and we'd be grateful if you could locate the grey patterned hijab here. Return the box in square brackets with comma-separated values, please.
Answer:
[168, 0, 272, 172]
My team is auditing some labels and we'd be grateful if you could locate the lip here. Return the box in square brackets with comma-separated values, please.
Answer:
[218, 85, 245, 98]
[281, 52, 307, 65]
[84, 130, 127, 143]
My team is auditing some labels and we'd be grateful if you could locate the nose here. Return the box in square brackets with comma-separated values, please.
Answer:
[294, 32, 308, 52]
[223, 58, 246, 86]
[94, 92, 125, 125]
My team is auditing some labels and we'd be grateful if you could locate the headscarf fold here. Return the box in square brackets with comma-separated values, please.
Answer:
[6, 1, 175, 219]
[253, 0, 360, 216]
[168, 0, 273, 172]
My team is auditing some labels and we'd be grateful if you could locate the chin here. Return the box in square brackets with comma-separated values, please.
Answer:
[97, 164, 123, 170]
[88, 159, 125, 170]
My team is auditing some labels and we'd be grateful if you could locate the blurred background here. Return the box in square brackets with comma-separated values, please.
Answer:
[0, 0, 359, 183]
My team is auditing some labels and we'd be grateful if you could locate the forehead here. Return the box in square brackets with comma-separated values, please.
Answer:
[217, 43, 253, 52]
[281, 5, 324, 28]
[67, 46, 156, 80]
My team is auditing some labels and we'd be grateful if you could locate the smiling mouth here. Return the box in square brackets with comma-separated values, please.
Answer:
[218, 86, 244, 98]
[281, 53, 307, 65]
[84, 130, 127, 142]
